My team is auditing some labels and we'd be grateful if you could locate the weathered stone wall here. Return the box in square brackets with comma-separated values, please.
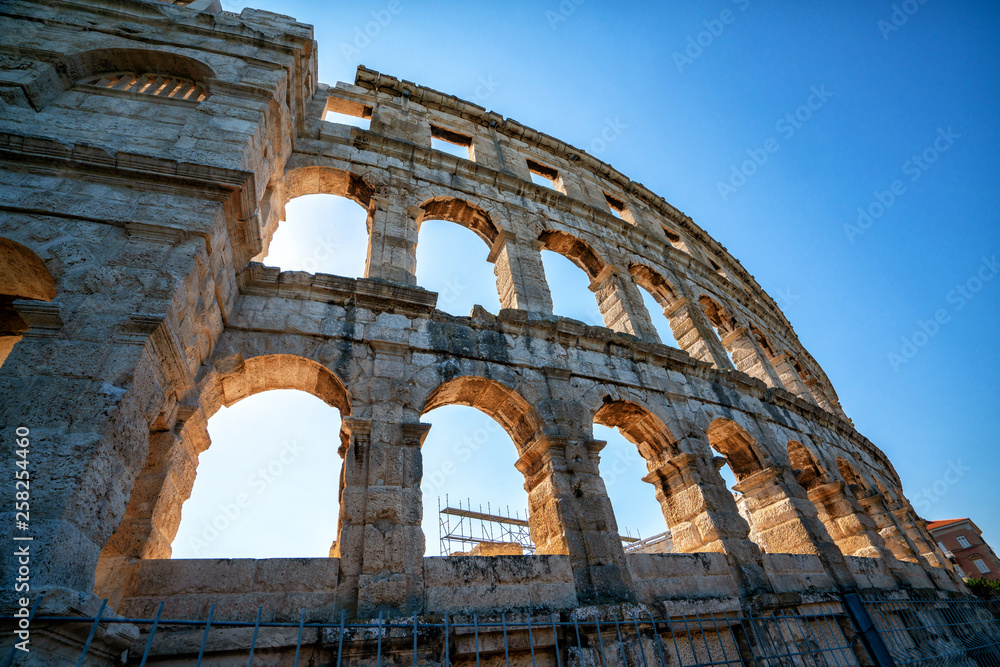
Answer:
[0, 3, 969, 660]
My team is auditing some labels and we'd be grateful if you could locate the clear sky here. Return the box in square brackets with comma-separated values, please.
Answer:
[172, 1, 1000, 560]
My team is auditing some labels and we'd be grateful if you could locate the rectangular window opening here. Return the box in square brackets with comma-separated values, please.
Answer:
[957, 535, 971, 548]
[431, 125, 473, 161]
[604, 192, 635, 224]
[974, 558, 990, 574]
[527, 159, 564, 193]
[324, 96, 373, 130]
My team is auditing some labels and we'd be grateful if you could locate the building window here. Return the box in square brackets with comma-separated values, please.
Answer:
[957, 535, 971, 548]
[526, 159, 565, 193]
[973, 557, 990, 574]
[603, 192, 635, 223]
[937, 541, 948, 553]
[431, 125, 474, 161]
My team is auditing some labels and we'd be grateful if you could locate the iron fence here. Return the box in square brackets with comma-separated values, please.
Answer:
[3, 594, 999, 666]
[861, 595, 1000, 666]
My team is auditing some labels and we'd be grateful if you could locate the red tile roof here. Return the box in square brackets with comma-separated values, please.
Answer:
[926, 518, 970, 530]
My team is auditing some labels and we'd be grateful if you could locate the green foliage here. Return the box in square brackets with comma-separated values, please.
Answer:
[964, 577, 1000, 600]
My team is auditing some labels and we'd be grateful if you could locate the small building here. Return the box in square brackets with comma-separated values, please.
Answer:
[927, 518, 1000, 581]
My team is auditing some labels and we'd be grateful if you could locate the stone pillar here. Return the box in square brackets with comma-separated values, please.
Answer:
[364, 190, 418, 285]
[589, 265, 660, 341]
[770, 353, 816, 404]
[664, 298, 735, 370]
[516, 435, 635, 603]
[0, 304, 188, 614]
[804, 378, 837, 414]
[720, 327, 783, 387]
[806, 481, 895, 560]
[893, 507, 952, 570]
[488, 231, 554, 315]
[733, 465, 856, 588]
[857, 493, 923, 563]
[336, 415, 428, 617]
[642, 449, 770, 595]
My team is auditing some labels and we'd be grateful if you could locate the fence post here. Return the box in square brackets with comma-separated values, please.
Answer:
[842, 593, 897, 667]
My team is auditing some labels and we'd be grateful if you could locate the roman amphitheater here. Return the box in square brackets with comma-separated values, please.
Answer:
[1, 0, 997, 664]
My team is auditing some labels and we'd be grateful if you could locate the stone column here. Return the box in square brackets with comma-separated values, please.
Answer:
[720, 327, 783, 387]
[516, 435, 635, 603]
[336, 415, 428, 617]
[856, 493, 923, 563]
[589, 265, 660, 341]
[806, 481, 895, 560]
[804, 378, 837, 414]
[733, 465, 856, 588]
[664, 298, 735, 370]
[892, 507, 952, 570]
[488, 231, 554, 315]
[770, 353, 816, 404]
[642, 448, 770, 595]
[364, 189, 418, 285]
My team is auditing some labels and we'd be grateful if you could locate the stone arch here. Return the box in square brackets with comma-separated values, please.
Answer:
[628, 263, 680, 306]
[787, 440, 827, 491]
[0, 237, 57, 368]
[207, 353, 352, 418]
[64, 47, 215, 88]
[263, 164, 376, 274]
[537, 229, 605, 280]
[593, 398, 679, 463]
[96, 353, 352, 604]
[416, 196, 500, 246]
[282, 165, 375, 209]
[699, 294, 739, 337]
[836, 456, 869, 497]
[421, 375, 543, 452]
[748, 323, 778, 359]
[706, 418, 765, 481]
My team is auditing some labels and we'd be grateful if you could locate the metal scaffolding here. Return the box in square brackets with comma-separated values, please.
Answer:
[437, 496, 534, 556]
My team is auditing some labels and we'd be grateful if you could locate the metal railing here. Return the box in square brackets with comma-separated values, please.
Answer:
[862, 595, 1000, 666]
[4, 595, 999, 666]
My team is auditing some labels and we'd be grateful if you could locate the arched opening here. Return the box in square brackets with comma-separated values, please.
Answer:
[698, 294, 739, 367]
[95, 355, 351, 603]
[171, 389, 343, 559]
[415, 197, 502, 316]
[593, 400, 678, 551]
[787, 440, 825, 491]
[421, 376, 545, 556]
[836, 457, 869, 499]
[0, 237, 56, 368]
[538, 230, 605, 326]
[629, 264, 682, 348]
[264, 167, 374, 277]
[706, 418, 765, 546]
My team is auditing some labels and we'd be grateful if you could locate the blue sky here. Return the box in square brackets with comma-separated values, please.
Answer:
[172, 1, 1000, 560]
